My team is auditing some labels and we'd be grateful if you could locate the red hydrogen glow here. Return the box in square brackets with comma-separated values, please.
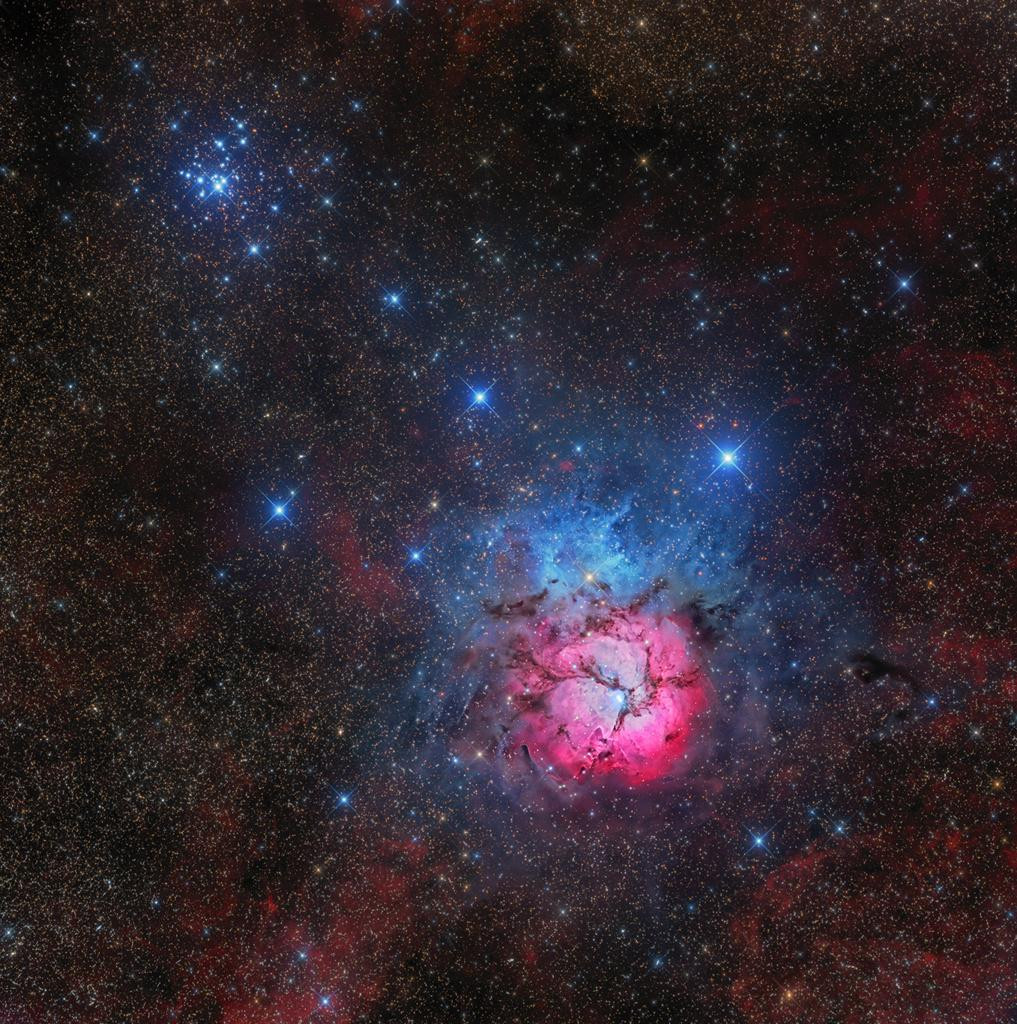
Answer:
[468, 603, 711, 787]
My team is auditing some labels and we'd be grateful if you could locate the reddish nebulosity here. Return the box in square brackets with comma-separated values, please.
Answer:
[733, 827, 1017, 1024]
[932, 629, 1013, 688]
[733, 696, 1017, 1024]
[466, 603, 711, 787]
[328, 0, 533, 76]
[62, 834, 438, 1024]
[313, 505, 403, 611]
[895, 345, 1017, 448]
[453, 0, 533, 57]
[197, 839, 433, 1024]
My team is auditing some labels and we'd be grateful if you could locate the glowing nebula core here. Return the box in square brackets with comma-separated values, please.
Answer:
[461, 598, 712, 790]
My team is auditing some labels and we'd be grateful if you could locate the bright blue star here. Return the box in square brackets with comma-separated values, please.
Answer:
[746, 827, 773, 853]
[703, 432, 752, 484]
[186, 169, 235, 202]
[462, 380, 498, 417]
[332, 788, 353, 810]
[264, 494, 295, 526]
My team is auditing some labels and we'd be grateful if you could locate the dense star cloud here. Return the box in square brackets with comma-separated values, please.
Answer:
[2, 2, 1016, 1022]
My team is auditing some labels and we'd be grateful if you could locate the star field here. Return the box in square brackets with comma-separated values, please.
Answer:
[3, 2, 1017, 1022]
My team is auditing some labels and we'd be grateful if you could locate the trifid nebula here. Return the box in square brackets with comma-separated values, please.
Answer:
[4, 2, 1017, 1022]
